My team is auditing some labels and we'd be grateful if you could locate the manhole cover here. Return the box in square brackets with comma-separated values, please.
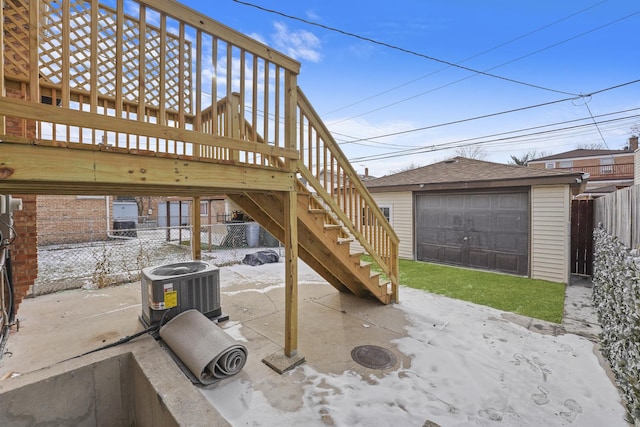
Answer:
[351, 345, 397, 370]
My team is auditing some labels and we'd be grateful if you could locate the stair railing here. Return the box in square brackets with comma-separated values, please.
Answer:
[296, 88, 399, 302]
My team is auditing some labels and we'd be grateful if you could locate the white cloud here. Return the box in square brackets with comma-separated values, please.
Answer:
[270, 21, 322, 63]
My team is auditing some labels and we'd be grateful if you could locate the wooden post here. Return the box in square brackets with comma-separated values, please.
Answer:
[284, 71, 298, 357]
[192, 197, 201, 260]
[0, 0, 5, 135]
[283, 189, 298, 356]
[165, 201, 171, 241]
[263, 70, 304, 371]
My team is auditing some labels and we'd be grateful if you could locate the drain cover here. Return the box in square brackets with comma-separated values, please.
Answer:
[351, 345, 397, 370]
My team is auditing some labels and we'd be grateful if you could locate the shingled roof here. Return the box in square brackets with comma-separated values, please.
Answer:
[366, 157, 585, 191]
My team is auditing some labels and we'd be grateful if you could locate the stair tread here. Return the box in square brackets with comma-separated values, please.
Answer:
[324, 224, 342, 229]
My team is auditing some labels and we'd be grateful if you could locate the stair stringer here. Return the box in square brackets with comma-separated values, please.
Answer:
[229, 191, 391, 304]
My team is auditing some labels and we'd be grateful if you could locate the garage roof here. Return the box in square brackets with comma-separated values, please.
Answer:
[366, 157, 586, 192]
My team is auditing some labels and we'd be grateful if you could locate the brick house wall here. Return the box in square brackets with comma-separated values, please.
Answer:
[37, 196, 111, 245]
[10, 195, 38, 311]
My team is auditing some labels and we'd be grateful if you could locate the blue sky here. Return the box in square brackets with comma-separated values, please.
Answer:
[181, 0, 639, 175]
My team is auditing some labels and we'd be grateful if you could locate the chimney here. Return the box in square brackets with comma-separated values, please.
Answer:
[629, 135, 639, 151]
[364, 167, 369, 178]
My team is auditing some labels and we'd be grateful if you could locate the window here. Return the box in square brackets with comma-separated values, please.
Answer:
[200, 201, 208, 216]
[362, 205, 392, 225]
[600, 157, 614, 174]
[545, 162, 555, 169]
[558, 160, 573, 168]
[380, 206, 391, 222]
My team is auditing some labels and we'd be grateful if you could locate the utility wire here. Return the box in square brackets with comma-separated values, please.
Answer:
[350, 114, 640, 162]
[232, 0, 580, 96]
[328, 8, 640, 125]
[338, 107, 640, 150]
[336, 79, 640, 144]
[323, 0, 610, 116]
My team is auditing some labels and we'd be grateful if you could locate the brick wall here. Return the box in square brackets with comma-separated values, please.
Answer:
[10, 195, 37, 311]
[37, 196, 110, 245]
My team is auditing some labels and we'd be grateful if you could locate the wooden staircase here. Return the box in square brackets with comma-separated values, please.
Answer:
[230, 190, 393, 304]
[0, 0, 399, 306]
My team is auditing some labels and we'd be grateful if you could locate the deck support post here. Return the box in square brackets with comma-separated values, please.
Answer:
[283, 189, 298, 356]
[192, 196, 201, 260]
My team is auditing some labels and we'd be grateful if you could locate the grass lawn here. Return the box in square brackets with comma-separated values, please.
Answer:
[373, 258, 566, 323]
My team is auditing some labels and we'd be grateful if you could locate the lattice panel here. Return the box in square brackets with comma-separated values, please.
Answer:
[96, 7, 118, 99]
[121, 16, 140, 105]
[39, 0, 63, 84]
[35, 0, 191, 116]
[67, 0, 92, 92]
[144, 26, 161, 110]
[4, 0, 31, 79]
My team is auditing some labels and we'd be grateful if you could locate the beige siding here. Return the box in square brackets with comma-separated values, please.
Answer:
[370, 191, 414, 260]
[531, 185, 570, 283]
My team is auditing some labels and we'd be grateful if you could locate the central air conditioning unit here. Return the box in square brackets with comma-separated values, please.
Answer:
[140, 261, 225, 327]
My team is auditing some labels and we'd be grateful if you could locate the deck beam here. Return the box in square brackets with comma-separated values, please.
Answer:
[0, 143, 295, 196]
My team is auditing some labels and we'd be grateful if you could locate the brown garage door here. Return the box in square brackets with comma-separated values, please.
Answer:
[416, 192, 529, 275]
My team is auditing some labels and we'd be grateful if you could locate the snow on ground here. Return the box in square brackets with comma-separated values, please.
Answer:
[201, 285, 627, 426]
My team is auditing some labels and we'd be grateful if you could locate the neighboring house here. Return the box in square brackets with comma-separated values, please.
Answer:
[365, 157, 586, 283]
[527, 136, 638, 196]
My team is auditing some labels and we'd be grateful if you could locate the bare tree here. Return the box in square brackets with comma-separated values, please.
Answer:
[576, 142, 604, 150]
[454, 145, 487, 160]
[390, 162, 422, 174]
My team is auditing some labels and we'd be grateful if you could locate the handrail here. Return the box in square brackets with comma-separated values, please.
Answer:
[296, 88, 399, 301]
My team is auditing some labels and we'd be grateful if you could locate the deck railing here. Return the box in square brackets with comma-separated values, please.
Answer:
[1, 0, 299, 166]
[553, 163, 635, 180]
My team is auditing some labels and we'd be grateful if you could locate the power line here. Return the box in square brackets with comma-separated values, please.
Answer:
[232, 0, 580, 97]
[335, 79, 640, 144]
[339, 107, 640, 150]
[350, 113, 640, 162]
[328, 7, 639, 125]
[323, 0, 610, 117]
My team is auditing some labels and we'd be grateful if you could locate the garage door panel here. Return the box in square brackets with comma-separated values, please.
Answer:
[468, 250, 490, 269]
[498, 193, 527, 209]
[494, 233, 522, 252]
[469, 194, 491, 209]
[416, 192, 529, 275]
[444, 246, 463, 264]
[495, 253, 527, 275]
[496, 213, 524, 230]
[446, 195, 464, 209]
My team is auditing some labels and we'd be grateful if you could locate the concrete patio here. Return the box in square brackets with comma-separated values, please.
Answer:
[0, 261, 628, 426]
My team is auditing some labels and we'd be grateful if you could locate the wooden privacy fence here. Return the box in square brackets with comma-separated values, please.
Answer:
[570, 199, 593, 276]
[594, 184, 640, 249]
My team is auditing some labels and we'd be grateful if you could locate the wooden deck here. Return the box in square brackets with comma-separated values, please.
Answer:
[0, 0, 399, 359]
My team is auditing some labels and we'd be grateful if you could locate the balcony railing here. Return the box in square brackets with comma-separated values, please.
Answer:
[552, 163, 635, 180]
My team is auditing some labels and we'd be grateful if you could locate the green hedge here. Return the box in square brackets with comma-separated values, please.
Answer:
[593, 227, 640, 424]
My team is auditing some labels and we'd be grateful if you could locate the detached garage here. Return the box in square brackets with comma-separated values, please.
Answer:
[366, 157, 586, 283]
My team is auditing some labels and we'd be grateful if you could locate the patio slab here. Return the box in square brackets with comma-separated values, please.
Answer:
[0, 262, 628, 426]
